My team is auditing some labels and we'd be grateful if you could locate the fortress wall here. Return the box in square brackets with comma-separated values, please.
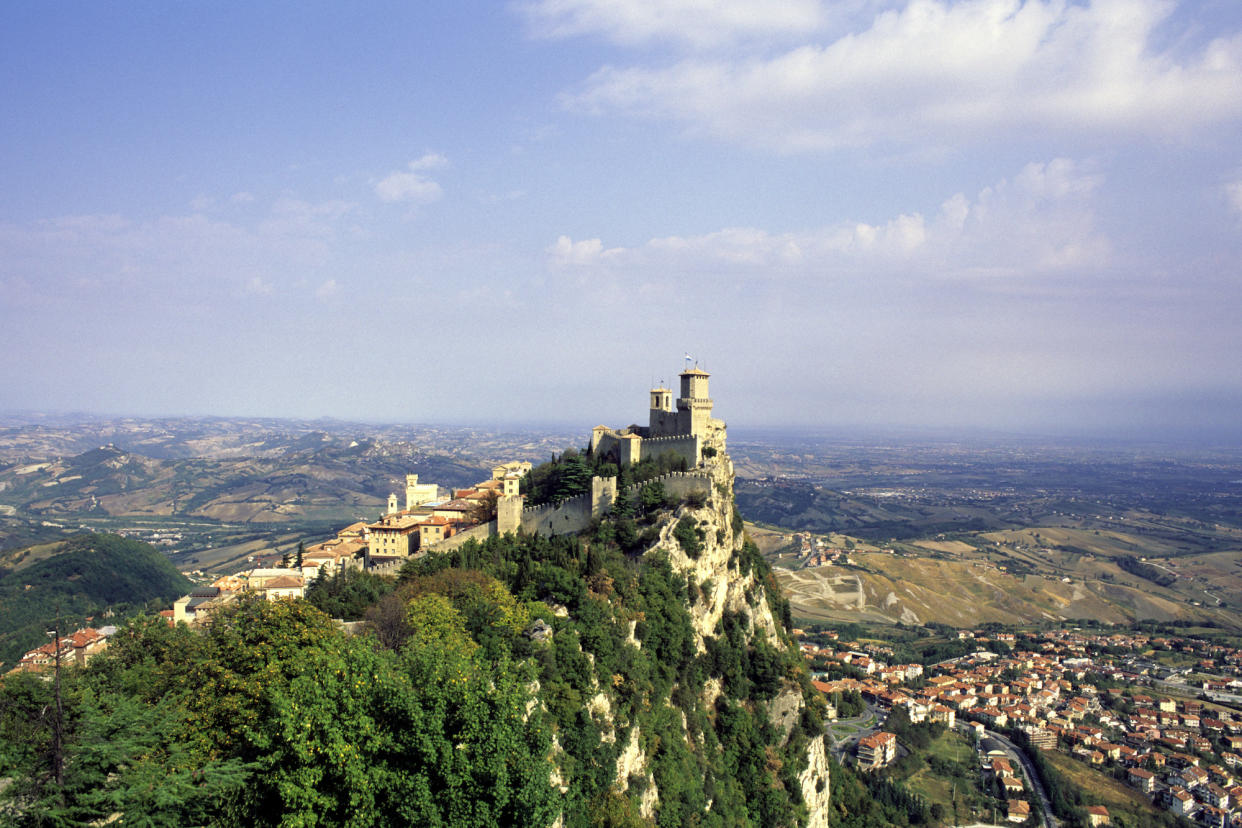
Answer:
[427, 521, 495, 553]
[638, 434, 700, 467]
[520, 491, 595, 535]
[369, 557, 405, 577]
[625, 471, 712, 502]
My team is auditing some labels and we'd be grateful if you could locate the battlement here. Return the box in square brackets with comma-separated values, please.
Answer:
[520, 491, 590, 517]
[623, 471, 712, 504]
[641, 434, 697, 444]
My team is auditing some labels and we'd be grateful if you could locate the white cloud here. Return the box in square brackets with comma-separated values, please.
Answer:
[547, 157, 1108, 282]
[190, 195, 215, 212]
[564, 0, 1242, 151]
[315, 279, 339, 300]
[548, 234, 625, 266]
[243, 277, 274, 296]
[519, 0, 831, 48]
[0, 196, 362, 312]
[231, 191, 256, 204]
[1227, 177, 1242, 217]
[375, 154, 448, 204]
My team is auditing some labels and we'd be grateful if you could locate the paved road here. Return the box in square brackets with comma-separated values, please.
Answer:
[984, 729, 1058, 828]
[826, 703, 882, 758]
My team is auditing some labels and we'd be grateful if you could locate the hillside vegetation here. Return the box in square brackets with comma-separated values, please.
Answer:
[0, 533, 192, 666]
[0, 454, 834, 826]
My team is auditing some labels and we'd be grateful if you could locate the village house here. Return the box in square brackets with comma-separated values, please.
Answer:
[856, 731, 897, 770]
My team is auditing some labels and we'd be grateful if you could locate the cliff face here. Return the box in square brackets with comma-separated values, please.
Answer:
[590, 453, 831, 827]
[378, 445, 830, 826]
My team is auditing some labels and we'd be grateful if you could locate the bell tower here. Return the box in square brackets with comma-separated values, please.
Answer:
[648, 384, 676, 435]
[677, 368, 713, 437]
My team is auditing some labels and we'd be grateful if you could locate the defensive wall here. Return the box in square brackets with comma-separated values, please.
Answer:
[512, 475, 617, 536]
[622, 470, 712, 503]
[636, 434, 701, 467]
[428, 520, 495, 553]
[592, 430, 702, 470]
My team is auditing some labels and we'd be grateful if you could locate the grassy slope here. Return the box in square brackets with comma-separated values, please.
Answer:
[776, 545, 1238, 629]
[1045, 750, 1162, 826]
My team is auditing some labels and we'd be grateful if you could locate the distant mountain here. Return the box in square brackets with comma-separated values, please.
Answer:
[0, 532, 192, 666]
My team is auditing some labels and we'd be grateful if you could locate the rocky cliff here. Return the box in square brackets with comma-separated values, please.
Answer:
[567, 451, 832, 826]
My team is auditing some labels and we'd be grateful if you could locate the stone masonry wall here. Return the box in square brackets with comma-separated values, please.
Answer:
[519, 491, 595, 536]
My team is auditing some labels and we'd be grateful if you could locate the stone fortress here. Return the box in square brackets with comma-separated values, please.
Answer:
[364, 366, 726, 571]
[590, 366, 727, 469]
[494, 365, 724, 537]
[173, 368, 728, 607]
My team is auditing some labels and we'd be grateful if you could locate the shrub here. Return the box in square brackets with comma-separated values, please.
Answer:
[674, 517, 705, 560]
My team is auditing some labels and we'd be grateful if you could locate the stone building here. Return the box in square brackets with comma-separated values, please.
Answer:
[590, 366, 726, 469]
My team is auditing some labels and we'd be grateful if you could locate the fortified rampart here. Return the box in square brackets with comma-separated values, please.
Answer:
[622, 470, 712, 503]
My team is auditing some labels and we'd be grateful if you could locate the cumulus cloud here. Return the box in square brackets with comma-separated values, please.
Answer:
[547, 234, 624, 266]
[315, 279, 339, 300]
[519, 0, 830, 48]
[375, 153, 448, 204]
[547, 157, 1108, 282]
[562, 0, 1242, 151]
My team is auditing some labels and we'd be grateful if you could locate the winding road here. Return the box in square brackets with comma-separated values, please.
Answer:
[982, 728, 1059, 828]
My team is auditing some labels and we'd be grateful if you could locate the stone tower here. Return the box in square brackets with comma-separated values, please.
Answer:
[405, 474, 437, 510]
[677, 368, 714, 437]
[648, 384, 677, 435]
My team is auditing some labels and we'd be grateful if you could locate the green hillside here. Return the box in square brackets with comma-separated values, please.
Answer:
[0, 532, 191, 666]
[0, 454, 839, 826]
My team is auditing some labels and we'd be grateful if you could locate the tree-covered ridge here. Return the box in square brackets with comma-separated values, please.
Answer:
[1, 455, 826, 826]
[394, 522, 818, 827]
[0, 532, 192, 666]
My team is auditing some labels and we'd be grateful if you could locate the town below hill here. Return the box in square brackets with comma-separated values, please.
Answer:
[797, 619, 1242, 826]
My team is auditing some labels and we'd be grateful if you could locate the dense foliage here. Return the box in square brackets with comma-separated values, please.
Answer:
[827, 757, 931, 827]
[0, 595, 554, 826]
[304, 566, 395, 620]
[0, 495, 819, 826]
[1115, 555, 1177, 587]
[0, 533, 192, 666]
[399, 526, 814, 827]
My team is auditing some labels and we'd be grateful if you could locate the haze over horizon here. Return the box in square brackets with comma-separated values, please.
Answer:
[4, 1, 1241, 439]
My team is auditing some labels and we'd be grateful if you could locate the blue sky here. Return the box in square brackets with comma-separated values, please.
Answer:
[3, 1, 1242, 439]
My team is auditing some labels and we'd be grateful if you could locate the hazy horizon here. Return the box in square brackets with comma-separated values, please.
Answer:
[4, 404, 1241, 450]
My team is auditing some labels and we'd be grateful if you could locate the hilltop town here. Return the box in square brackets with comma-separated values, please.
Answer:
[113, 367, 730, 629]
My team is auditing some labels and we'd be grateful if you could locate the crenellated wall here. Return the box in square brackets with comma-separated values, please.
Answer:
[519, 490, 595, 535]
[428, 521, 495, 552]
[623, 470, 712, 503]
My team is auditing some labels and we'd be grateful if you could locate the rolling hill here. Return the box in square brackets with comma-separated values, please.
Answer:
[0, 532, 192, 667]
